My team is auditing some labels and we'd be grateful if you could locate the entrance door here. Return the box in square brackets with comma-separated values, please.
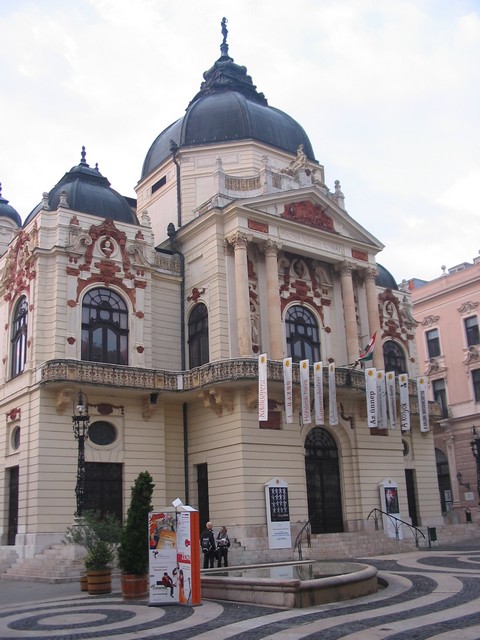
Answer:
[197, 463, 209, 533]
[305, 428, 343, 534]
[7, 466, 19, 545]
[85, 463, 123, 522]
[405, 469, 419, 527]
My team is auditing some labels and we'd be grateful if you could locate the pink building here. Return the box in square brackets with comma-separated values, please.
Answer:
[410, 256, 480, 523]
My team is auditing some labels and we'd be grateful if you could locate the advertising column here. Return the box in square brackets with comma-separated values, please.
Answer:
[148, 506, 201, 606]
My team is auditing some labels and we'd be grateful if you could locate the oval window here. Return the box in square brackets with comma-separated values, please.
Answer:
[89, 421, 117, 446]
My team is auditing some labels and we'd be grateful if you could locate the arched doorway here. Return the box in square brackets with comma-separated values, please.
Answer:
[305, 427, 343, 533]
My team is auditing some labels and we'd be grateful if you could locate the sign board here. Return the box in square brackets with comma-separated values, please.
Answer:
[148, 506, 201, 606]
[265, 478, 292, 549]
[379, 478, 402, 539]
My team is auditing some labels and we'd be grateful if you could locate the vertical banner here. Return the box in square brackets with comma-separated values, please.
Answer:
[283, 357, 293, 424]
[398, 374, 410, 431]
[417, 376, 430, 432]
[313, 362, 324, 425]
[365, 368, 377, 428]
[386, 371, 397, 429]
[376, 370, 387, 430]
[328, 362, 338, 425]
[258, 353, 268, 421]
[299, 360, 311, 424]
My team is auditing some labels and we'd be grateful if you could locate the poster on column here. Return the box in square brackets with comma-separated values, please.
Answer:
[149, 511, 179, 604]
[379, 479, 403, 539]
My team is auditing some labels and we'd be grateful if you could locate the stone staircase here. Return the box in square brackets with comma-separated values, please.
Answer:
[1, 543, 86, 584]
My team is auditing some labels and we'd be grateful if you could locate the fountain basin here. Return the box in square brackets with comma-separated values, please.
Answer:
[201, 560, 378, 608]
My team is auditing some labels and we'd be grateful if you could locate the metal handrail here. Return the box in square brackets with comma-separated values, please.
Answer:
[367, 508, 426, 547]
[294, 521, 311, 560]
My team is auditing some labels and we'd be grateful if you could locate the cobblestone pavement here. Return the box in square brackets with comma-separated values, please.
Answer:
[1, 542, 480, 639]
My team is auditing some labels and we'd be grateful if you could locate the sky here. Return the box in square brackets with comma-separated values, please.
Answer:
[1, 0, 479, 283]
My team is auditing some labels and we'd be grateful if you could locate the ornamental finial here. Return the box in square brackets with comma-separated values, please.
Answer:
[220, 17, 229, 56]
[81, 146, 87, 165]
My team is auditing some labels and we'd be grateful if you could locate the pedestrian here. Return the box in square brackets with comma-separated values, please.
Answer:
[200, 521, 216, 569]
[216, 525, 230, 567]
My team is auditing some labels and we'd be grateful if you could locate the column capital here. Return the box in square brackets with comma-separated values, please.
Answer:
[363, 266, 379, 283]
[264, 239, 281, 257]
[336, 261, 355, 277]
[228, 231, 249, 250]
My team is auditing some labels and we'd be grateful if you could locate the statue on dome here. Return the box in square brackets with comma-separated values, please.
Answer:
[221, 17, 228, 44]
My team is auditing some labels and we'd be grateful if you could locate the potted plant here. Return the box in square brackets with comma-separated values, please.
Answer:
[118, 471, 154, 599]
[65, 510, 121, 594]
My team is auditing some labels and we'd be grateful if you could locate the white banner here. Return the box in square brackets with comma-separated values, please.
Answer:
[386, 371, 397, 429]
[313, 362, 324, 425]
[258, 353, 268, 421]
[398, 374, 410, 431]
[299, 360, 311, 425]
[376, 370, 387, 430]
[283, 358, 293, 424]
[417, 376, 430, 432]
[328, 362, 338, 425]
[365, 368, 377, 428]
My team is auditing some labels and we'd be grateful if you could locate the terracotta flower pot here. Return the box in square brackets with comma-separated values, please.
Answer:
[121, 573, 148, 600]
[80, 575, 88, 592]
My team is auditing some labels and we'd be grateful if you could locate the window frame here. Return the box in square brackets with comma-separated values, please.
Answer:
[431, 378, 448, 418]
[472, 369, 480, 403]
[465, 316, 480, 348]
[285, 304, 321, 363]
[81, 287, 129, 365]
[426, 328, 441, 358]
[11, 295, 28, 378]
[188, 302, 209, 368]
[383, 340, 407, 375]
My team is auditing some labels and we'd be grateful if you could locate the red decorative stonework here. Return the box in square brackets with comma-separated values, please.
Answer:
[67, 337, 76, 345]
[67, 299, 77, 307]
[282, 201, 337, 233]
[70, 215, 80, 226]
[248, 219, 268, 233]
[136, 311, 144, 319]
[352, 249, 368, 261]
[96, 403, 113, 415]
[136, 345, 144, 353]
[6, 407, 21, 422]
[135, 230, 144, 240]
[3, 229, 36, 305]
[187, 288, 205, 303]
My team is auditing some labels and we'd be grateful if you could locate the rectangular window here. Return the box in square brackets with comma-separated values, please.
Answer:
[151, 176, 166, 194]
[465, 316, 480, 347]
[473, 370, 480, 403]
[432, 378, 448, 418]
[426, 328, 441, 358]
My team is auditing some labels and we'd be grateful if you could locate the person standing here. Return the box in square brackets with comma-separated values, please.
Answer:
[216, 525, 230, 568]
[200, 521, 216, 569]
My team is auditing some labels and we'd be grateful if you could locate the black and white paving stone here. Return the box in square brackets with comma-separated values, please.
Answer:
[1, 547, 480, 639]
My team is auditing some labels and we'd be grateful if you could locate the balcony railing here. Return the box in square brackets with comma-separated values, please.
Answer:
[39, 358, 429, 407]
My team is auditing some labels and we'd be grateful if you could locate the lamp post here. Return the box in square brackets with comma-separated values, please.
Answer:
[72, 390, 90, 517]
[470, 426, 480, 506]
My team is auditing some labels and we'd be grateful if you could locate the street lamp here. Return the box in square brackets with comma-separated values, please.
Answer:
[470, 426, 480, 505]
[72, 390, 90, 517]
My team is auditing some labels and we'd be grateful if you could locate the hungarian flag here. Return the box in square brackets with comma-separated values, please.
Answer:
[358, 332, 377, 363]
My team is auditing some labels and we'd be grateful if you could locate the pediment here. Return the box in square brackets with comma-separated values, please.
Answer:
[236, 187, 384, 252]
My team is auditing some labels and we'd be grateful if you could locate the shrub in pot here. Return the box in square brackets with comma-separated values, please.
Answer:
[65, 510, 121, 594]
[118, 471, 154, 599]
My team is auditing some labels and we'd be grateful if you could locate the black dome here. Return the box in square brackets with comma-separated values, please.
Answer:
[25, 150, 138, 227]
[142, 43, 316, 178]
[376, 264, 398, 290]
[0, 185, 21, 227]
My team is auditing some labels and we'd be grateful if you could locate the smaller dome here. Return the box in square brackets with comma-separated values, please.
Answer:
[25, 148, 138, 226]
[376, 264, 398, 290]
[0, 184, 22, 227]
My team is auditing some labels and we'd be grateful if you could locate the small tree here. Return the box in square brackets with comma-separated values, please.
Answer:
[64, 510, 121, 571]
[118, 471, 154, 575]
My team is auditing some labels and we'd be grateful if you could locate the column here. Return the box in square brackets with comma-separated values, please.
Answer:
[364, 267, 383, 369]
[231, 232, 252, 356]
[338, 262, 359, 365]
[264, 240, 283, 360]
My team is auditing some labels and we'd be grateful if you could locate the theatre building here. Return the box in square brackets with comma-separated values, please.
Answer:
[0, 26, 445, 571]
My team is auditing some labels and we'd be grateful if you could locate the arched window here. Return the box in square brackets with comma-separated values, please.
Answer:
[11, 296, 28, 377]
[285, 305, 320, 363]
[81, 288, 129, 365]
[383, 340, 407, 375]
[188, 303, 209, 368]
